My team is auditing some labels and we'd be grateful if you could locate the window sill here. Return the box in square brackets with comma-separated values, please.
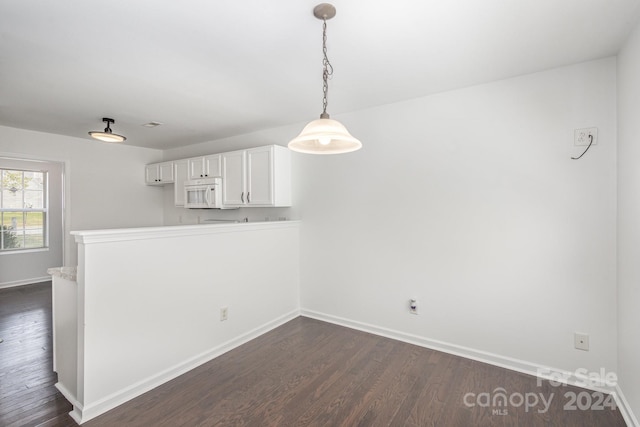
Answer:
[0, 247, 49, 255]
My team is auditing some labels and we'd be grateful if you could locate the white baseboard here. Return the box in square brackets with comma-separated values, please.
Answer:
[73, 309, 300, 424]
[301, 309, 637, 424]
[0, 276, 50, 289]
[55, 382, 83, 424]
[615, 385, 640, 427]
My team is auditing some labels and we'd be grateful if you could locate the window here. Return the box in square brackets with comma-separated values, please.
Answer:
[0, 169, 47, 251]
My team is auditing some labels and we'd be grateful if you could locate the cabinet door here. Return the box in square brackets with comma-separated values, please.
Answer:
[174, 160, 188, 206]
[204, 154, 222, 177]
[145, 164, 160, 184]
[222, 151, 246, 206]
[246, 147, 273, 205]
[158, 162, 174, 183]
[188, 158, 206, 179]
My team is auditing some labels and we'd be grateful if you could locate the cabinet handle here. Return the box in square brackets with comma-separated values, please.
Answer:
[247, 192, 250, 203]
[241, 192, 244, 203]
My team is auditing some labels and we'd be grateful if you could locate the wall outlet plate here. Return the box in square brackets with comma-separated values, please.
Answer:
[220, 307, 228, 321]
[574, 332, 589, 351]
[574, 128, 598, 146]
[409, 298, 418, 315]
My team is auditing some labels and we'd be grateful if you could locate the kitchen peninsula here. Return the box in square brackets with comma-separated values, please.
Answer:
[48, 221, 300, 424]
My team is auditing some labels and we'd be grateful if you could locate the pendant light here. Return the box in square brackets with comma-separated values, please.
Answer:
[288, 3, 362, 155]
[89, 118, 126, 143]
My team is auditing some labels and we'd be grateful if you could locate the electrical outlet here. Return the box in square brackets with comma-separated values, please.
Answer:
[409, 298, 418, 315]
[574, 128, 598, 146]
[220, 307, 228, 321]
[574, 332, 589, 351]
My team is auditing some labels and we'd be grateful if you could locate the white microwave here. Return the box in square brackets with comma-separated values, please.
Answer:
[184, 177, 222, 209]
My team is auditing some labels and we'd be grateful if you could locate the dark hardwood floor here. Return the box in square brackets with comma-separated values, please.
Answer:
[0, 282, 627, 426]
[0, 282, 73, 427]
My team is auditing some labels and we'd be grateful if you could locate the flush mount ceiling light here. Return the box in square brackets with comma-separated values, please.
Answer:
[88, 118, 126, 143]
[288, 3, 362, 155]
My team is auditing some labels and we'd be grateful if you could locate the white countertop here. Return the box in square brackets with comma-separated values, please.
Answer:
[71, 220, 300, 244]
[47, 266, 77, 281]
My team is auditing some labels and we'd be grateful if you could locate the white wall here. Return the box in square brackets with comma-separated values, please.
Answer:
[297, 58, 618, 376]
[159, 58, 618, 381]
[0, 125, 165, 268]
[617, 20, 640, 424]
[72, 222, 300, 422]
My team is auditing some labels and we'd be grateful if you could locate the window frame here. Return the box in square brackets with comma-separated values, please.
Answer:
[0, 168, 49, 253]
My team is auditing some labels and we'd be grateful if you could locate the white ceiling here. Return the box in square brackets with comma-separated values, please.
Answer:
[2, 0, 639, 150]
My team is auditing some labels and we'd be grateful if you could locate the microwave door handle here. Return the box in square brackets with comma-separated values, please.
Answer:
[205, 187, 211, 206]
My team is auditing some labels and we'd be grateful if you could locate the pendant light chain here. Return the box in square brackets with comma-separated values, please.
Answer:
[321, 18, 333, 119]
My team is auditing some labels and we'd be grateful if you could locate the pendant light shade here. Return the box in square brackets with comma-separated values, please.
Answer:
[288, 3, 362, 155]
[89, 118, 126, 143]
[288, 118, 362, 154]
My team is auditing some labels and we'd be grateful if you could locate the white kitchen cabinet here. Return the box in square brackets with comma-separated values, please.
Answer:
[145, 161, 174, 185]
[188, 154, 221, 179]
[188, 157, 206, 179]
[173, 160, 188, 206]
[222, 145, 291, 207]
[146, 145, 291, 208]
[221, 150, 246, 206]
[246, 147, 274, 205]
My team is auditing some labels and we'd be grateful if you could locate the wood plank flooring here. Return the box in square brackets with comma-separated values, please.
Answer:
[0, 282, 73, 427]
[84, 317, 626, 427]
[0, 282, 628, 426]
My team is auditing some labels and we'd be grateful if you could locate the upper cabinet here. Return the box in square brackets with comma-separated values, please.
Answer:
[221, 150, 246, 206]
[145, 161, 174, 185]
[188, 154, 221, 179]
[146, 145, 291, 208]
[247, 147, 276, 205]
[222, 145, 291, 208]
[173, 160, 189, 207]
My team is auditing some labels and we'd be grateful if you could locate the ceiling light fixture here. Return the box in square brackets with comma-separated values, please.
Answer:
[89, 118, 126, 143]
[288, 3, 362, 155]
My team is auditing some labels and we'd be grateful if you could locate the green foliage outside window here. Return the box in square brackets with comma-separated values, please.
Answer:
[1, 224, 19, 249]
